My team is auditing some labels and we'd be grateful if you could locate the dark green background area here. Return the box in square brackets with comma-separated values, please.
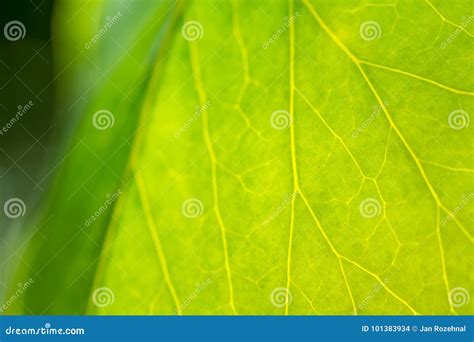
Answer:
[0, 0, 56, 299]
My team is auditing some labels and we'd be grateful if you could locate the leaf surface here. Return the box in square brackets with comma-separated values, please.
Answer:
[6, 0, 473, 315]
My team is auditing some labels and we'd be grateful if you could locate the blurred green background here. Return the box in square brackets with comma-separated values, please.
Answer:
[1, 0, 472, 316]
[0, 0, 56, 300]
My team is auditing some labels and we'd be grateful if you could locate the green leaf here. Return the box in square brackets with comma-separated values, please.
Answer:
[5, 0, 473, 315]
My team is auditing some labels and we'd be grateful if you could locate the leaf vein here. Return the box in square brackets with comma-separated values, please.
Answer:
[188, 41, 238, 314]
[136, 173, 182, 314]
[302, 0, 473, 245]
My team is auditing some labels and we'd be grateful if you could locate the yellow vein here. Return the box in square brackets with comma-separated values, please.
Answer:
[291, 281, 319, 313]
[188, 41, 237, 314]
[340, 255, 419, 315]
[420, 159, 474, 173]
[425, 0, 474, 38]
[375, 128, 392, 178]
[285, 0, 299, 316]
[232, 0, 250, 83]
[299, 192, 358, 314]
[297, 87, 397, 246]
[439, 205, 473, 242]
[373, 179, 402, 246]
[302, 0, 474, 243]
[86, 1, 186, 314]
[217, 162, 264, 196]
[359, 60, 474, 96]
[296, 87, 367, 179]
[135, 173, 182, 314]
[436, 206, 457, 314]
[230, 0, 264, 139]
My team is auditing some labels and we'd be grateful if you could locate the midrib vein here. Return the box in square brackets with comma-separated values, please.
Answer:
[285, 0, 299, 316]
[136, 173, 182, 314]
[188, 42, 237, 315]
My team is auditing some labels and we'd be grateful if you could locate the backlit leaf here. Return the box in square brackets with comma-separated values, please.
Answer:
[4, 0, 473, 315]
